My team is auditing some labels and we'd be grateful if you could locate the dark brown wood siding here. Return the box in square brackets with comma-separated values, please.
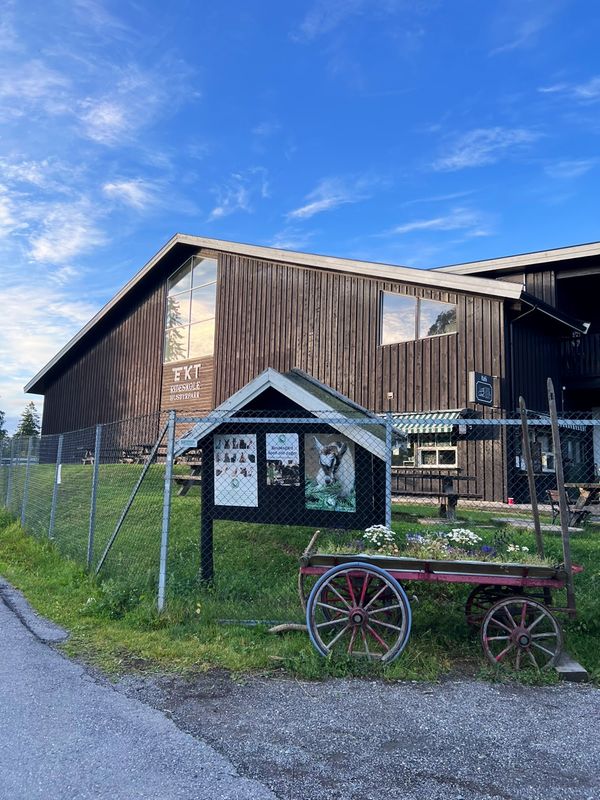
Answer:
[509, 317, 562, 412]
[41, 281, 166, 435]
[213, 253, 508, 501]
[214, 253, 506, 413]
[525, 270, 556, 306]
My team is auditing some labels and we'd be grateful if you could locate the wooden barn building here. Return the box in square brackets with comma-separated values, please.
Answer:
[24, 235, 599, 501]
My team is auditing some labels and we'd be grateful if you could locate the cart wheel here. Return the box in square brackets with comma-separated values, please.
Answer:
[481, 597, 563, 670]
[306, 562, 412, 663]
[465, 585, 516, 628]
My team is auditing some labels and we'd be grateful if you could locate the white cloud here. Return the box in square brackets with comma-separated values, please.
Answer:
[29, 203, 105, 264]
[538, 76, 600, 103]
[208, 168, 269, 221]
[102, 179, 155, 209]
[386, 207, 492, 238]
[0, 283, 98, 424]
[0, 59, 69, 103]
[433, 127, 541, 171]
[269, 227, 313, 250]
[490, 14, 549, 55]
[544, 159, 596, 179]
[79, 99, 130, 145]
[287, 175, 375, 220]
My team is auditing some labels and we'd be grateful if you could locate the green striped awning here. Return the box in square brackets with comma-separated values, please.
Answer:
[392, 410, 466, 435]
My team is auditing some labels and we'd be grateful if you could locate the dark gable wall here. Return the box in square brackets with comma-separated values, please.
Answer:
[42, 281, 166, 435]
[40, 243, 199, 435]
[214, 253, 506, 415]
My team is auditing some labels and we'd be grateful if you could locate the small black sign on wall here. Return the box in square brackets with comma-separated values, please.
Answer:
[468, 371, 494, 406]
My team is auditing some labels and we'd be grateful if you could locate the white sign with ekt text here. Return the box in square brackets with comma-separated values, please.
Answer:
[213, 433, 258, 507]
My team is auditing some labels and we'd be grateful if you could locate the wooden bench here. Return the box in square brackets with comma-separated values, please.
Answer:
[547, 489, 591, 526]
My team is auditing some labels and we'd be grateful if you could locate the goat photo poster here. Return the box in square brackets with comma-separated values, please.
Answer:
[304, 434, 356, 513]
[213, 433, 258, 507]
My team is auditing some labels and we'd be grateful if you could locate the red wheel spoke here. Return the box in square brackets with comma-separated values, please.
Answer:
[520, 601, 528, 626]
[515, 649, 522, 671]
[366, 624, 390, 651]
[359, 573, 370, 606]
[345, 574, 357, 605]
[495, 643, 514, 662]
[531, 632, 558, 639]
[486, 635, 510, 641]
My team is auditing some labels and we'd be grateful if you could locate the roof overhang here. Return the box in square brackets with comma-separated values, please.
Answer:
[25, 234, 525, 394]
[435, 240, 600, 276]
[519, 293, 590, 334]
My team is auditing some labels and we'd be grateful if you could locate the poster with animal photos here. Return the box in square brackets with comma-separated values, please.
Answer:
[213, 434, 258, 507]
[304, 434, 356, 513]
[265, 433, 300, 486]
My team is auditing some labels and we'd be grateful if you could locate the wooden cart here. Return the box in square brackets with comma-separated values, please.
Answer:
[298, 534, 581, 670]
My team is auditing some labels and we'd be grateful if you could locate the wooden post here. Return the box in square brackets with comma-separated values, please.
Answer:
[518, 397, 544, 557]
[547, 378, 576, 617]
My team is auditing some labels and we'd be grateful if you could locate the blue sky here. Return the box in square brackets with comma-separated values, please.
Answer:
[1, 0, 600, 431]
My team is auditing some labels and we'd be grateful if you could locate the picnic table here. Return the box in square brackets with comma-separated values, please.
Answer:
[564, 483, 600, 526]
[391, 470, 480, 521]
[173, 461, 202, 496]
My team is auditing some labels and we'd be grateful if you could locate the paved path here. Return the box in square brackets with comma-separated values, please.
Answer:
[0, 597, 275, 800]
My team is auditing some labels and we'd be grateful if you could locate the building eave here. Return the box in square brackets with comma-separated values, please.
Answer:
[435, 240, 600, 276]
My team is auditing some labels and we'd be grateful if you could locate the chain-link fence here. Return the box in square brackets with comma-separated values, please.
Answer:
[1, 408, 598, 619]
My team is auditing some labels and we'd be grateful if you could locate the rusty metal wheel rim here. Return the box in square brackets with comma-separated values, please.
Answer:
[481, 596, 563, 671]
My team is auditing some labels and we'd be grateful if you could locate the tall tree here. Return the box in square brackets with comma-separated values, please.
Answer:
[0, 409, 7, 441]
[16, 401, 40, 437]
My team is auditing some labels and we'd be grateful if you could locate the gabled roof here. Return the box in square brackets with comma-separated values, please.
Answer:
[175, 367, 386, 459]
[435, 240, 600, 276]
[24, 233, 525, 394]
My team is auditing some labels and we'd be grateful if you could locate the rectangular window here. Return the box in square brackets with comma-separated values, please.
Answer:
[164, 256, 217, 363]
[381, 294, 417, 345]
[392, 432, 457, 468]
[417, 446, 457, 467]
[381, 291, 457, 346]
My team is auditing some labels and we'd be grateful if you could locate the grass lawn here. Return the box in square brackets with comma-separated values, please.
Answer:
[0, 467, 599, 683]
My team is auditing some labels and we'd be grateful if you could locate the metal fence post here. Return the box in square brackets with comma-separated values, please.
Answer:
[48, 435, 63, 540]
[87, 424, 102, 570]
[20, 437, 34, 528]
[158, 410, 176, 612]
[6, 437, 15, 509]
[385, 412, 392, 529]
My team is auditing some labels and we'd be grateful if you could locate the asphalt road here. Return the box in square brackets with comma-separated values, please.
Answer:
[0, 596, 275, 800]
[120, 670, 600, 800]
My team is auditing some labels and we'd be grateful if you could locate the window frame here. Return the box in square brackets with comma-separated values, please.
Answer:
[380, 291, 458, 347]
[164, 254, 218, 364]
[416, 445, 458, 468]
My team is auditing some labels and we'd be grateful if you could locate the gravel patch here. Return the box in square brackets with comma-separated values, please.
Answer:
[119, 671, 600, 800]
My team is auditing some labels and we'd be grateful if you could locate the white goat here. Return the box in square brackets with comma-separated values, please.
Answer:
[312, 436, 355, 499]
